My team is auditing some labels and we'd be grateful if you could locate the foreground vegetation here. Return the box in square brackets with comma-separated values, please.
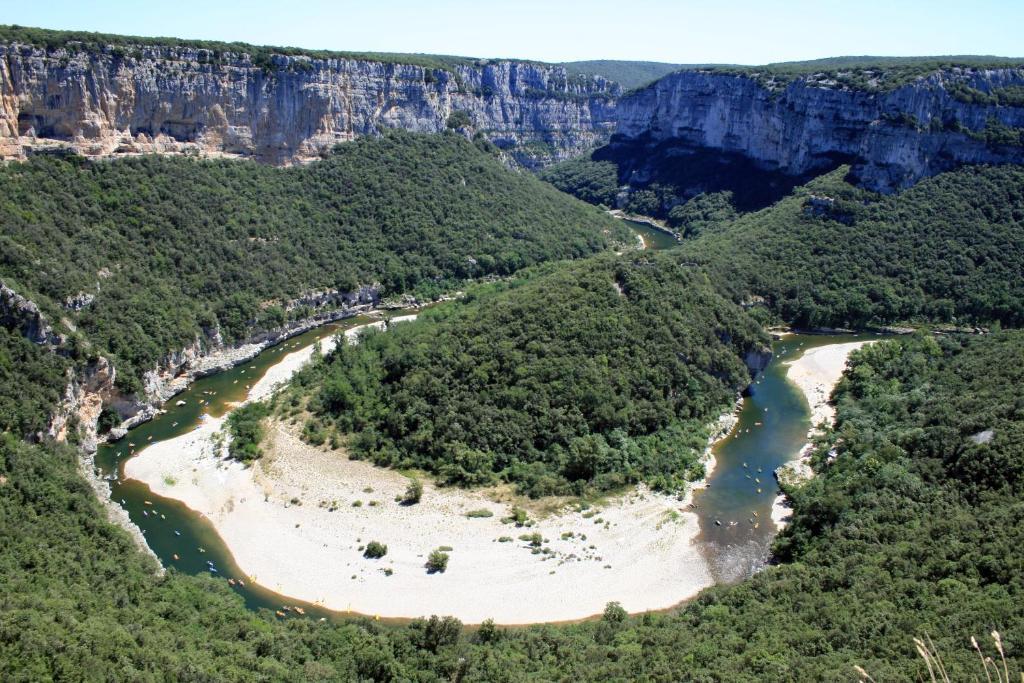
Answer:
[284, 253, 767, 497]
[0, 131, 625, 390]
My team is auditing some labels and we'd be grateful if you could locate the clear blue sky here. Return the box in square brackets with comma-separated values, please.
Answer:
[1, 0, 1021, 64]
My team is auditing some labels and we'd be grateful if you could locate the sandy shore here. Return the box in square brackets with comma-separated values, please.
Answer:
[771, 340, 874, 529]
[785, 341, 872, 429]
[125, 317, 716, 624]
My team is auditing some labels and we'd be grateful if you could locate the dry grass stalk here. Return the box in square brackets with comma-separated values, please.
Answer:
[856, 631, 1016, 682]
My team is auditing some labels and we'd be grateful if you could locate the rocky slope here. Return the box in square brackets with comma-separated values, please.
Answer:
[614, 68, 1024, 192]
[0, 42, 618, 166]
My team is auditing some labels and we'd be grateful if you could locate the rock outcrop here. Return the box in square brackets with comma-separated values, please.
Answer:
[614, 68, 1024, 192]
[140, 285, 381, 406]
[0, 281, 64, 347]
[0, 42, 618, 166]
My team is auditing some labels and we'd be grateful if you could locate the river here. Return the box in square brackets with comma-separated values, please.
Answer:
[694, 332, 879, 585]
[93, 314, 392, 620]
[94, 229, 877, 620]
[622, 218, 679, 250]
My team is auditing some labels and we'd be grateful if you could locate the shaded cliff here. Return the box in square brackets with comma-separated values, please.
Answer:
[614, 68, 1024, 192]
[0, 41, 618, 166]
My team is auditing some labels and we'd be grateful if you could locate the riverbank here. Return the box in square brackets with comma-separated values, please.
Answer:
[124, 320, 724, 624]
[607, 209, 676, 236]
[687, 396, 743, 506]
[771, 341, 874, 529]
[128, 419, 714, 624]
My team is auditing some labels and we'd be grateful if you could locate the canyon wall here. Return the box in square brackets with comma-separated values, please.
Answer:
[613, 68, 1024, 192]
[0, 42, 619, 166]
[2, 38, 1024, 191]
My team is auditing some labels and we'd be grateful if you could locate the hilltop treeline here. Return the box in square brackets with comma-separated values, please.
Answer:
[285, 254, 767, 497]
[0, 24, 481, 72]
[0, 131, 625, 389]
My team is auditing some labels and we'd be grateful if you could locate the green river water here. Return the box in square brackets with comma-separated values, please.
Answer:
[622, 218, 679, 250]
[94, 315, 385, 621]
[94, 226, 881, 620]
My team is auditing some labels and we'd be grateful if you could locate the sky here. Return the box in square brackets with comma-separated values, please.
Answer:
[1, 0, 1021, 65]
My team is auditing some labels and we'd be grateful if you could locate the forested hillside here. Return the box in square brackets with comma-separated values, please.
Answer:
[284, 253, 768, 497]
[4, 327, 1022, 680]
[682, 164, 1024, 328]
[542, 159, 1024, 328]
[0, 131, 626, 388]
[1, 28, 1022, 678]
[0, 327, 69, 438]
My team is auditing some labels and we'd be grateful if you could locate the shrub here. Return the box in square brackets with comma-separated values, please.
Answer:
[503, 507, 529, 526]
[519, 533, 543, 547]
[402, 478, 423, 505]
[363, 541, 387, 559]
[425, 549, 449, 573]
[465, 508, 494, 518]
[446, 110, 472, 129]
[226, 402, 270, 462]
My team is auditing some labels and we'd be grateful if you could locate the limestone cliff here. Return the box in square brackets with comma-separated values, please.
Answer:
[0, 42, 618, 166]
[614, 68, 1024, 192]
[4, 39, 1024, 190]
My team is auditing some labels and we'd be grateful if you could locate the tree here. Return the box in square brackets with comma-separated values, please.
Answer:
[402, 478, 423, 505]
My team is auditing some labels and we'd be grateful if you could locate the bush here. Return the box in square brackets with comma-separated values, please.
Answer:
[425, 549, 449, 573]
[519, 533, 543, 547]
[465, 508, 494, 518]
[402, 478, 423, 505]
[446, 110, 472, 129]
[97, 406, 121, 434]
[363, 541, 387, 559]
[504, 507, 529, 526]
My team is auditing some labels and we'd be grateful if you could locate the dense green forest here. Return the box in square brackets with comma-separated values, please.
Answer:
[4, 325, 1022, 680]
[0, 131, 626, 390]
[0, 327, 69, 438]
[681, 164, 1024, 328]
[283, 253, 767, 497]
[538, 157, 620, 207]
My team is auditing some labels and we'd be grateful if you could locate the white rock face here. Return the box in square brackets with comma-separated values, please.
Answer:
[3, 41, 1023, 189]
[0, 43, 618, 166]
[614, 69, 1024, 192]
